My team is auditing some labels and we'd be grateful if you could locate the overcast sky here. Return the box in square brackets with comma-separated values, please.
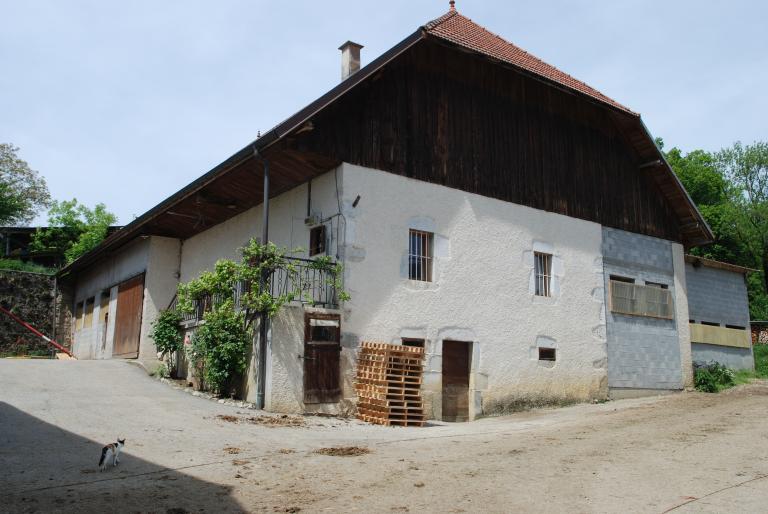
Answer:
[2, 1, 766, 225]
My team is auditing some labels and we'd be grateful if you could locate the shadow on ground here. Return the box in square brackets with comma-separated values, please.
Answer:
[0, 402, 243, 513]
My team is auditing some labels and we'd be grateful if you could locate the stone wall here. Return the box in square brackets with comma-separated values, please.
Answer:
[0, 270, 69, 355]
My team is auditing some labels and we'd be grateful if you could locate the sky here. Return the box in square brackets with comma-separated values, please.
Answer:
[1, 1, 766, 226]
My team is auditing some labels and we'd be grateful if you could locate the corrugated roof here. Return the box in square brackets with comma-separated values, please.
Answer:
[424, 10, 636, 115]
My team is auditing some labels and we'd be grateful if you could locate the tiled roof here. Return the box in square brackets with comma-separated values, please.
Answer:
[424, 10, 636, 115]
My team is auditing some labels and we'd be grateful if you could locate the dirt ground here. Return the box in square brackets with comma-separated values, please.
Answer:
[1, 360, 767, 513]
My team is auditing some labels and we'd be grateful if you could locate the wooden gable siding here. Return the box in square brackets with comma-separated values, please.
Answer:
[288, 40, 682, 243]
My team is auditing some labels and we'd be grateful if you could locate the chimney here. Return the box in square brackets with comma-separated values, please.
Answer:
[339, 41, 363, 81]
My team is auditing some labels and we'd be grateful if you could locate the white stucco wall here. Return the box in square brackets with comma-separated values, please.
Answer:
[339, 163, 608, 419]
[672, 243, 693, 388]
[140, 237, 182, 361]
[179, 170, 343, 282]
[72, 236, 181, 362]
[72, 238, 150, 359]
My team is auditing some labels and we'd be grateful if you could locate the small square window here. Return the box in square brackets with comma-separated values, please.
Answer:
[538, 347, 556, 361]
[402, 338, 425, 348]
[409, 229, 433, 282]
[309, 225, 326, 256]
[534, 252, 552, 297]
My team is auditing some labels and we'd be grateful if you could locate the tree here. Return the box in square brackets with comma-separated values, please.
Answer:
[716, 141, 768, 293]
[0, 143, 50, 225]
[30, 199, 117, 265]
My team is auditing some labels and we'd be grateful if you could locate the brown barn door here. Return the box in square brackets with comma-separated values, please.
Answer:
[303, 313, 341, 404]
[112, 274, 145, 359]
[442, 340, 472, 422]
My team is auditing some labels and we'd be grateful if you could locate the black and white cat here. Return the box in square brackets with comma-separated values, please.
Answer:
[98, 438, 125, 471]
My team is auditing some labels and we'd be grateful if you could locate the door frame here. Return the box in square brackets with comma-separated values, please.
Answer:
[302, 312, 342, 404]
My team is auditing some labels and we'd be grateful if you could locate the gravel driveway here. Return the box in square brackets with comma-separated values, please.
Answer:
[1, 359, 767, 513]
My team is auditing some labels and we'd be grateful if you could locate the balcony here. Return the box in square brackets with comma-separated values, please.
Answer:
[171, 257, 339, 324]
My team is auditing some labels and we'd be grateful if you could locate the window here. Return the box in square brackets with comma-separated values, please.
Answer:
[402, 338, 425, 348]
[645, 281, 668, 289]
[610, 275, 635, 284]
[726, 324, 746, 330]
[538, 347, 556, 361]
[534, 252, 552, 296]
[409, 229, 433, 282]
[609, 280, 674, 319]
[701, 321, 720, 327]
[309, 225, 326, 256]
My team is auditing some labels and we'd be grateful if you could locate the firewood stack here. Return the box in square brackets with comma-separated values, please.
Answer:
[354, 341, 425, 427]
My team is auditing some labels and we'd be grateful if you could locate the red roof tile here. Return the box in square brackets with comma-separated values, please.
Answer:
[424, 10, 636, 115]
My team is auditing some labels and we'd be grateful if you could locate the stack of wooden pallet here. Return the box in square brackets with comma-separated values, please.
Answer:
[354, 341, 425, 427]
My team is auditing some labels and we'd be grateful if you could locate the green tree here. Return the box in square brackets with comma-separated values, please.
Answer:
[662, 139, 768, 319]
[716, 141, 768, 295]
[30, 199, 117, 265]
[0, 143, 50, 224]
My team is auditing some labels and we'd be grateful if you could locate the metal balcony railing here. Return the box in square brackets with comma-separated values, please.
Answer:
[168, 257, 339, 324]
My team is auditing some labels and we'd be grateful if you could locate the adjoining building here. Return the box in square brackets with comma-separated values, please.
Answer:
[61, 6, 734, 420]
[686, 255, 754, 371]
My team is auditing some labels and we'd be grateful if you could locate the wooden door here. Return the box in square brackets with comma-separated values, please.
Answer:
[442, 340, 471, 422]
[112, 274, 144, 359]
[303, 313, 341, 404]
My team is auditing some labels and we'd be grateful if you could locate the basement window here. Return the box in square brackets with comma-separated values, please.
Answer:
[402, 338, 425, 349]
[309, 225, 326, 256]
[534, 252, 552, 297]
[538, 347, 556, 361]
[409, 229, 433, 282]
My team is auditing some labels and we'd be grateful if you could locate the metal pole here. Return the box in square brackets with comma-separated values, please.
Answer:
[256, 155, 270, 409]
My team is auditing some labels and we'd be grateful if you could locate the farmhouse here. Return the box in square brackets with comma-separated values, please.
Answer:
[62, 6, 731, 420]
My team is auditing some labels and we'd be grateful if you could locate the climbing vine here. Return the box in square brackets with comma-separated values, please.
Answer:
[172, 239, 349, 396]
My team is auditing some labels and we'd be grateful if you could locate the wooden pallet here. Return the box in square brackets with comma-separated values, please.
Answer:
[355, 341, 426, 427]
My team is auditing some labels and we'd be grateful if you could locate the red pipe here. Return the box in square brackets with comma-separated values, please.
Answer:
[0, 305, 74, 357]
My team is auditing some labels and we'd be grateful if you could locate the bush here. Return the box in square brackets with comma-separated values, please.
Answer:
[188, 301, 250, 395]
[149, 309, 183, 357]
[694, 361, 735, 392]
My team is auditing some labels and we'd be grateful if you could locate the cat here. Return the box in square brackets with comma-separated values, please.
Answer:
[98, 438, 125, 471]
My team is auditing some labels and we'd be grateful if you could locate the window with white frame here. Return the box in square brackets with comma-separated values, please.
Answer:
[534, 252, 552, 297]
[408, 229, 433, 282]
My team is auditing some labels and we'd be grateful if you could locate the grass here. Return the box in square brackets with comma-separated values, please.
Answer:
[694, 345, 768, 392]
[719, 344, 768, 390]
[0, 258, 55, 275]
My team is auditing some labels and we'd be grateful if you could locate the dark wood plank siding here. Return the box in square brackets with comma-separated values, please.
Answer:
[293, 39, 682, 242]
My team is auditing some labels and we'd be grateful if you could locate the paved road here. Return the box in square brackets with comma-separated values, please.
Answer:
[1, 359, 767, 513]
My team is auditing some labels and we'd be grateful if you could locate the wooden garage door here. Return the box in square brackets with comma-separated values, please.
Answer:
[112, 274, 144, 359]
[303, 313, 341, 404]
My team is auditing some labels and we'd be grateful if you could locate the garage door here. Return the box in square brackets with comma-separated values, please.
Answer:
[112, 274, 144, 359]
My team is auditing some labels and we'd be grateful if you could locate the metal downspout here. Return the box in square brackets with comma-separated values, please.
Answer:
[256, 152, 270, 409]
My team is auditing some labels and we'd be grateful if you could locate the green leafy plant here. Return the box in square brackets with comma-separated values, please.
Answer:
[176, 239, 349, 397]
[694, 361, 735, 392]
[189, 301, 249, 394]
[149, 309, 183, 357]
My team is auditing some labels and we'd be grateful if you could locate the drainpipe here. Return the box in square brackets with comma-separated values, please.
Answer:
[255, 150, 270, 409]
